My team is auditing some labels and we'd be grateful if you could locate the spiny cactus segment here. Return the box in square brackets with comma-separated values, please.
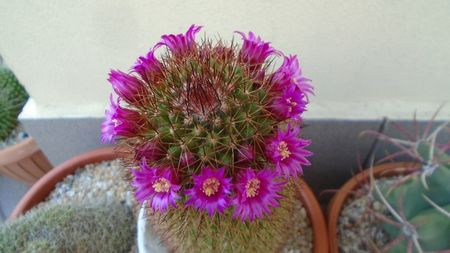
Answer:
[0, 57, 29, 141]
[371, 119, 450, 252]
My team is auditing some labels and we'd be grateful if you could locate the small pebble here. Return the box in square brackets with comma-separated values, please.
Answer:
[281, 201, 313, 253]
[43, 159, 136, 209]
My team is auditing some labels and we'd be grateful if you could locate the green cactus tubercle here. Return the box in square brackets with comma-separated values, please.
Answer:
[0, 62, 29, 141]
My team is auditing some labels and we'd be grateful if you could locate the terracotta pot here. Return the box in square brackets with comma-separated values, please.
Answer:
[327, 162, 419, 253]
[10, 146, 118, 219]
[0, 137, 53, 184]
[137, 178, 329, 253]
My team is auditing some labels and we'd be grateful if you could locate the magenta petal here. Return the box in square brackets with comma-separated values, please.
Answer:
[236, 31, 276, 72]
[101, 95, 147, 141]
[156, 24, 202, 56]
[109, 70, 147, 106]
[271, 55, 313, 97]
[133, 49, 163, 84]
[101, 94, 117, 143]
[270, 84, 307, 121]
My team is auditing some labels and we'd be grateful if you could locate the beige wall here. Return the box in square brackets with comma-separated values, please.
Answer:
[1, 0, 449, 119]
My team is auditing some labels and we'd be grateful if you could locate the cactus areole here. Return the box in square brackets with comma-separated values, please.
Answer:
[102, 25, 313, 251]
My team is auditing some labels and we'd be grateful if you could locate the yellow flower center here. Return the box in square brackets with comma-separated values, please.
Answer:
[286, 97, 297, 112]
[152, 178, 171, 193]
[278, 141, 291, 160]
[245, 178, 261, 198]
[202, 177, 220, 196]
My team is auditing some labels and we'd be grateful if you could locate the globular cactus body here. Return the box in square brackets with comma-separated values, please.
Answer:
[374, 123, 450, 252]
[102, 25, 313, 252]
[0, 59, 29, 141]
[0, 202, 135, 253]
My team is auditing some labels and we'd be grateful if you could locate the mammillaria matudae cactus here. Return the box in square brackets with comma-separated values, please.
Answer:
[0, 56, 29, 141]
[370, 120, 450, 252]
[102, 25, 313, 252]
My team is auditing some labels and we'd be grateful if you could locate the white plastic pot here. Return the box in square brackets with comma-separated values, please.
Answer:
[137, 204, 167, 253]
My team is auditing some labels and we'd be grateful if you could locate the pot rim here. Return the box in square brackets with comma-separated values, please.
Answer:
[9, 146, 118, 219]
[327, 162, 420, 253]
[296, 177, 329, 253]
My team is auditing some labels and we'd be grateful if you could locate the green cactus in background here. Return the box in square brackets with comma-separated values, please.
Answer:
[0, 55, 29, 141]
[0, 202, 136, 253]
[371, 120, 450, 252]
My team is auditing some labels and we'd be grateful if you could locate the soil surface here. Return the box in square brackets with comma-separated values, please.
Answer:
[281, 200, 313, 253]
[337, 177, 400, 253]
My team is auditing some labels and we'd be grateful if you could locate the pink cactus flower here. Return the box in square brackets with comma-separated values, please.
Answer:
[236, 31, 276, 70]
[108, 70, 147, 106]
[131, 160, 181, 212]
[271, 55, 313, 97]
[233, 168, 284, 221]
[132, 49, 163, 84]
[270, 85, 307, 121]
[135, 141, 166, 164]
[185, 166, 232, 216]
[265, 124, 312, 178]
[101, 95, 146, 143]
